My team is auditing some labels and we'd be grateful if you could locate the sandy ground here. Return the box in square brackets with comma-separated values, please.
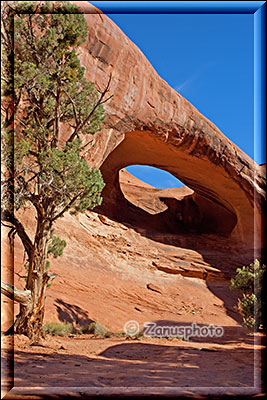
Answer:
[1, 328, 265, 398]
[1, 172, 266, 398]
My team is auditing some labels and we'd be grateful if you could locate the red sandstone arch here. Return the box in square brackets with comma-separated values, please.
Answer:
[73, 2, 265, 249]
[99, 131, 238, 236]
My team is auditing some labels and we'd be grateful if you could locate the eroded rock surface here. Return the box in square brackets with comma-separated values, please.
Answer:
[72, 1, 265, 250]
[1, 198, 243, 333]
[1, 0, 266, 342]
[1, 171, 257, 333]
[1, 6, 265, 394]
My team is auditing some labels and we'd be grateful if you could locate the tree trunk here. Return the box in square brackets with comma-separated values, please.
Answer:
[14, 304, 44, 341]
[2, 271, 56, 341]
[14, 220, 52, 342]
[14, 273, 50, 342]
[1, 213, 57, 341]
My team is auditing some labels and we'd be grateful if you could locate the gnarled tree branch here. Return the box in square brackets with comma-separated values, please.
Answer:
[1, 209, 33, 258]
[66, 74, 113, 144]
[1, 281, 31, 306]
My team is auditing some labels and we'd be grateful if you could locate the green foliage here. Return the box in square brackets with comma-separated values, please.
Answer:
[45, 260, 51, 271]
[2, 0, 106, 219]
[48, 236, 66, 258]
[80, 322, 112, 338]
[1, 1, 110, 339]
[113, 332, 126, 338]
[43, 321, 73, 336]
[34, 139, 105, 216]
[237, 293, 258, 329]
[230, 260, 266, 329]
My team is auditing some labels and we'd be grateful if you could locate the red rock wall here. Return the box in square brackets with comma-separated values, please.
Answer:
[73, 2, 265, 249]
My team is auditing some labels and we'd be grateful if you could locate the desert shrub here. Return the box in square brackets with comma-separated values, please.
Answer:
[43, 322, 73, 337]
[114, 332, 126, 338]
[80, 322, 112, 338]
[230, 259, 266, 330]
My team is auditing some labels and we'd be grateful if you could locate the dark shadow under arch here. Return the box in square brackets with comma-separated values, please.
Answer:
[118, 165, 237, 236]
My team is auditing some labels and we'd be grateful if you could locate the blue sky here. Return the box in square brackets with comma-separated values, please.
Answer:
[89, 2, 264, 189]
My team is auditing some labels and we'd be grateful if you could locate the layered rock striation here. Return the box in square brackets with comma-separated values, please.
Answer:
[71, 2, 265, 250]
[1, 1, 265, 338]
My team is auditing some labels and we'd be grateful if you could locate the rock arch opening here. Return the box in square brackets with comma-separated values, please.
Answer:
[119, 167, 236, 235]
[125, 165, 184, 189]
[97, 130, 238, 236]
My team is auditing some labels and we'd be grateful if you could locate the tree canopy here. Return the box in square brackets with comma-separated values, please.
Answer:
[2, 1, 108, 223]
[1, 1, 111, 340]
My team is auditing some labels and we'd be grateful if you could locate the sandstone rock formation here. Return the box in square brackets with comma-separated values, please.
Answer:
[120, 169, 237, 236]
[1, 6, 265, 394]
[1, 178, 243, 332]
[1, 0, 266, 336]
[72, 1, 265, 251]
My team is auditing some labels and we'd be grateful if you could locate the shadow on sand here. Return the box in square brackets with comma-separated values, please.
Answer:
[6, 326, 262, 392]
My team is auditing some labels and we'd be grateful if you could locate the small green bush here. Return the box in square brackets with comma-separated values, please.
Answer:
[114, 332, 126, 338]
[230, 259, 266, 330]
[48, 236, 67, 258]
[80, 322, 112, 338]
[43, 322, 73, 337]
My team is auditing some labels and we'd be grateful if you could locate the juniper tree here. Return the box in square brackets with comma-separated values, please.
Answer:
[1, 1, 111, 341]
